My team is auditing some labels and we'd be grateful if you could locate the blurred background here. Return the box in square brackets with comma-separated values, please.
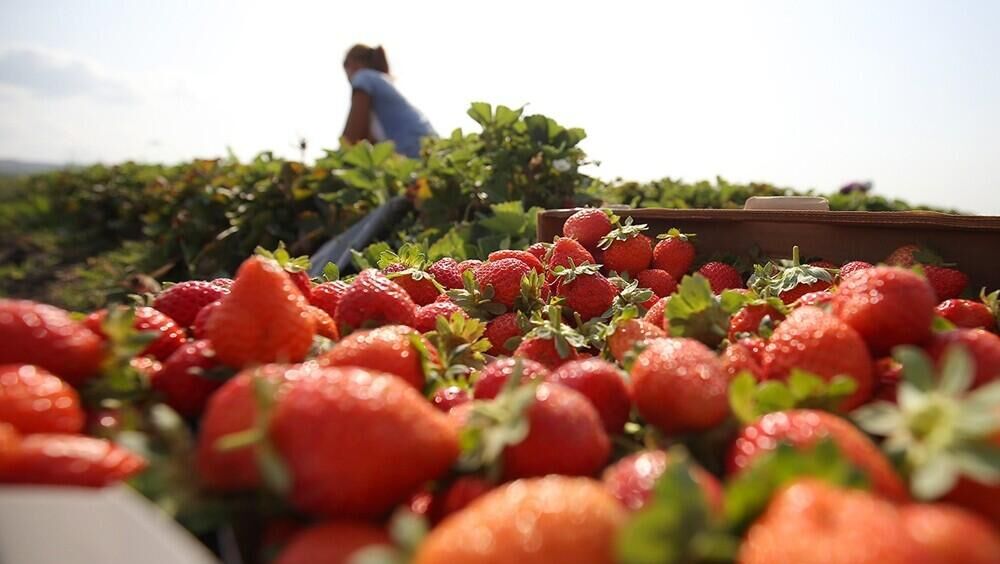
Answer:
[1, 0, 998, 213]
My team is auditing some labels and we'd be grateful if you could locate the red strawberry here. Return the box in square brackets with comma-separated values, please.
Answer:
[728, 303, 784, 340]
[205, 257, 316, 368]
[307, 305, 339, 341]
[810, 260, 837, 269]
[555, 266, 618, 321]
[0, 299, 104, 386]
[631, 338, 730, 434]
[926, 329, 1000, 388]
[474, 258, 533, 309]
[275, 522, 390, 564]
[563, 208, 614, 251]
[151, 340, 224, 418]
[738, 480, 921, 564]
[602, 449, 722, 513]
[642, 296, 671, 330]
[427, 258, 464, 290]
[320, 325, 437, 390]
[191, 299, 221, 339]
[697, 262, 744, 293]
[484, 312, 520, 356]
[601, 234, 653, 277]
[473, 357, 550, 399]
[153, 280, 228, 327]
[269, 367, 459, 517]
[427, 476, 494, 523]
[652, 229, 696, 279]
[839, 260, 873, 278]
[383, 263, 441, 306]
[727, 410, 909, 501]
[607, 318, 666, 363]
[415, 301, 466, 333]
[309, 280, 350, 318]
[901, 503, 1000, 564]
[0, 364, 84, 434]
[924, 265, 968, 301]
[936, 299, 996, 330]
[431, 385, 471, 412]
[501, 382, 610, 480]
[0, 429, 146, 487]
[514, 336, 583, 370]
[86, 306, 186, 362]
[210, 278, 234, 290]
[547, 237, 595, 271]
[722, 341, 765, 380]
[334, 269, 418, 334]
[526, 242, 551, 263]
[254, 242, 314, 300]
[872, 357, 903, 402]
[885, 244, 922, 267]
[795, 290, 833, 307]
[547, 358, 631, 434]
[488, 249, 544, 273]
[457, 259, 483, 275]
[636, 269, 677, 298]
[831, 266, 936, 355]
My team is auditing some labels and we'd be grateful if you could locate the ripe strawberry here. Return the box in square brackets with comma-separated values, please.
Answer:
[153, 280, 228, 327]
[0, 299, 104, 386]
[514, 336, 583, 370]
[631, 338, 730, 434]
[431, 385, 471, 412]
[0, 430, 146, 487]
[0, 364, 84, 434]
[473, 357, 550, 399]
[601, 234, 653, 277]
[885, 243, 922, 267]
[269, 367, 459, 517]
[749, 247, 834, 305]
[762, 306, 873, 410]
[205, 257, 316, 368]
[426, 476, 494, 523]
[547, 358, 631, 434]
[320, 325, 437, 390]
[795, 290, 833, 307]
[839, 260, 873, 278]
[484, 312, 520, 356]
[831, 266, 936, 355]
[652, 229, 696, 279]
[901, 503, 1000, 564]
[275, 522, 390, 564]
[642, 296, 670, 330]
[413, 476, 626, 564]
[555, 266, 618, 321]
[727, 410, 909, 502]
[602, 450, 722, 513]
[926, 329, 1000, 388]
[607, 318, 666, 363]
[548, 237, 595, 272]
[85, 306, 186, 362]
[924, 265, 968, 301]
[414, 301, 466, 333]
[527, 242, 551, 263]
[563, 208, 615, 250]
[210, 278, 234, 290]
[427, 257, 464, 290]
[738, 480, 922, 564]
[191, 299, 221, 339]
[935, 299, 996, 330]
[306, 305, 339, 341]
[383, 263, 441, 306]
[334, 269, 418, 334]
[697, 262, 743, 293]
[255, 242, 314, 300]
[151, 340, 223, 418]
[308, 280, 349, 318]
[810, 260, 837, 269]
[475, 258, 533, 309]
[636, 269, 677, 298]
[728, 303, 784, 340]
[872, 356, 903, 402]
[722, 340, 765, 380]
[457, 259, 483, 275]
[488, 249, 544, 273]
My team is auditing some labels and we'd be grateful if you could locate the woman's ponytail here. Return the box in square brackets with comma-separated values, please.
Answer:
[344, 43, 390, 75]
[370, 46, 389, 74]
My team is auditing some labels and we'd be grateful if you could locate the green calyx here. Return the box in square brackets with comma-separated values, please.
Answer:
[666, 274, 747, 349]
[981, 288, 1000, 325]
[606, 278, 655, 319]
[552, 258, 602, 283]
[424, 312, 491, 386]
[597, 216, 649, 250]
[747, 246, 834, 300]
[852, 345, 1000, 500]
[523, 304, 588, 358]
[255, 241, 311, 273]
[447, 270, 507, 319]
[654, 227, 696, 242]
[82, 306, 158, 406]
[377, 242, 429, 270]
[728, 370, 859, 424]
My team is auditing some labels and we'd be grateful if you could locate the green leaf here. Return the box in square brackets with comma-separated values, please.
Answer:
[666, 274, 730, 348]
[894, 346, 935, 392]
[467, 102, 493, 127]
[911, 455, 959, 500]
[371, 142, 396, 166]
[938, 345, 974, 396]
[322, 262, 340, 282]
[932, 315, 958, 332]
[728, 372, 758, 424]
[852, 401, 904, 436]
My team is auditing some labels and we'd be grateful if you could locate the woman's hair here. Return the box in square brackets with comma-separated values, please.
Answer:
[344, 44, 389, 74]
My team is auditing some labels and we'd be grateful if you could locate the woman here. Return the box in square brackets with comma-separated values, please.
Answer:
[341, 44, 436, 158]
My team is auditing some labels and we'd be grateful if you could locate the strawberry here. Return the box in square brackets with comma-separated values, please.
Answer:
[795, 290, 833, 307]
[635, 268, 677, 298]
[413, 476, 626, 564]
[926, 328, 1000, 388]
[484, 312, 520, 356]
[431, 385, 471, 412]
[831, 266, 936, 355]
[205, 256, 315, 368]
[563, 208, 615, 251]
[427, 257, 464, 290]
[488, 249, 545, 273]
[885, 243, 922, 267]
[547, 358, 631, 434]
[901, 503, 1000, 564]
[514, 336, 583, 370]
[762, 306, 873, 410]
[308, 280, 349, 318]
[728, 303, 784, 341]
[474, 258, 533, 309]
[924, 264, 968, 301]
[334, 269, 418, 334]
[872, 356, 903, 402]
[0, 299, 104, 386]
[306, 305, 339, 341]
[426, 476, 494, 523]
[320, 325, 437, 390]
[151, 340, 224, 418]
[722, 340, 765, 380]
[85, 306, 186, 361]
[0, 364, 84, 434]
[599, 218, 652, 276]
[457, 259, 483, 275]
[652, 229, 696, 279]
[473, 357, 550, 399]
[527, 242, 552, 263]
[255, 242, 314, 300]
[554, 264, 618, 322]
[631, 338, 730, 434]
[191, 299, 221, 339]
[728, 410, 909, 501]
[839, 260, 873, 278]
[602, 449, 722, 513]
[738, 480, 922, 564]
[269, 367, 459, 517]
[935, 299, 996, 330]
[275, 522, 390, 564]
[210, 278, 234, 290]
[749, 246, 834, 305]
[607, 318, 665, 363]
[152, 280, 228, 328]
[0, 430, 146, 487]
[642, 296, 671, 331]
[383, 263, 441, 306]
[414, 301, 466, 333]
[697, 261, 744, 293]
[547, 237, 595, 272]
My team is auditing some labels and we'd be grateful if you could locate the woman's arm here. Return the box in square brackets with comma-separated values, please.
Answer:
[341, 89, 372, 144]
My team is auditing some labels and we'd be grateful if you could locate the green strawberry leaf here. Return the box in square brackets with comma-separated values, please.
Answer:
[666, 274, 737, 348]
[321, 262, 340, 282]
[729, 371, 859, 424]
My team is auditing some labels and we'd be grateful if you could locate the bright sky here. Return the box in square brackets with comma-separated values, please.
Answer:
[1, 1, 998, 213]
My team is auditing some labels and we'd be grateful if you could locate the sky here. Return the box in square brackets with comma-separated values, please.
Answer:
[1, 1, 998, 213]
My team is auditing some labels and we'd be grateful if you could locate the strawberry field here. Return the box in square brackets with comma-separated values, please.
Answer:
[1, 103, 998, 564]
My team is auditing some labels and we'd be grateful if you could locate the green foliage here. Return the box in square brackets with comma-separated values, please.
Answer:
[729, 371, 859, 424]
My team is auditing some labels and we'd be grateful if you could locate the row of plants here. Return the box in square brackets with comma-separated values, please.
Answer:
[0, 102, 947, 310]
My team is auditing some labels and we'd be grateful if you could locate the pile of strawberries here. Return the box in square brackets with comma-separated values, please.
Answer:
[1, 209, 999, 564]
